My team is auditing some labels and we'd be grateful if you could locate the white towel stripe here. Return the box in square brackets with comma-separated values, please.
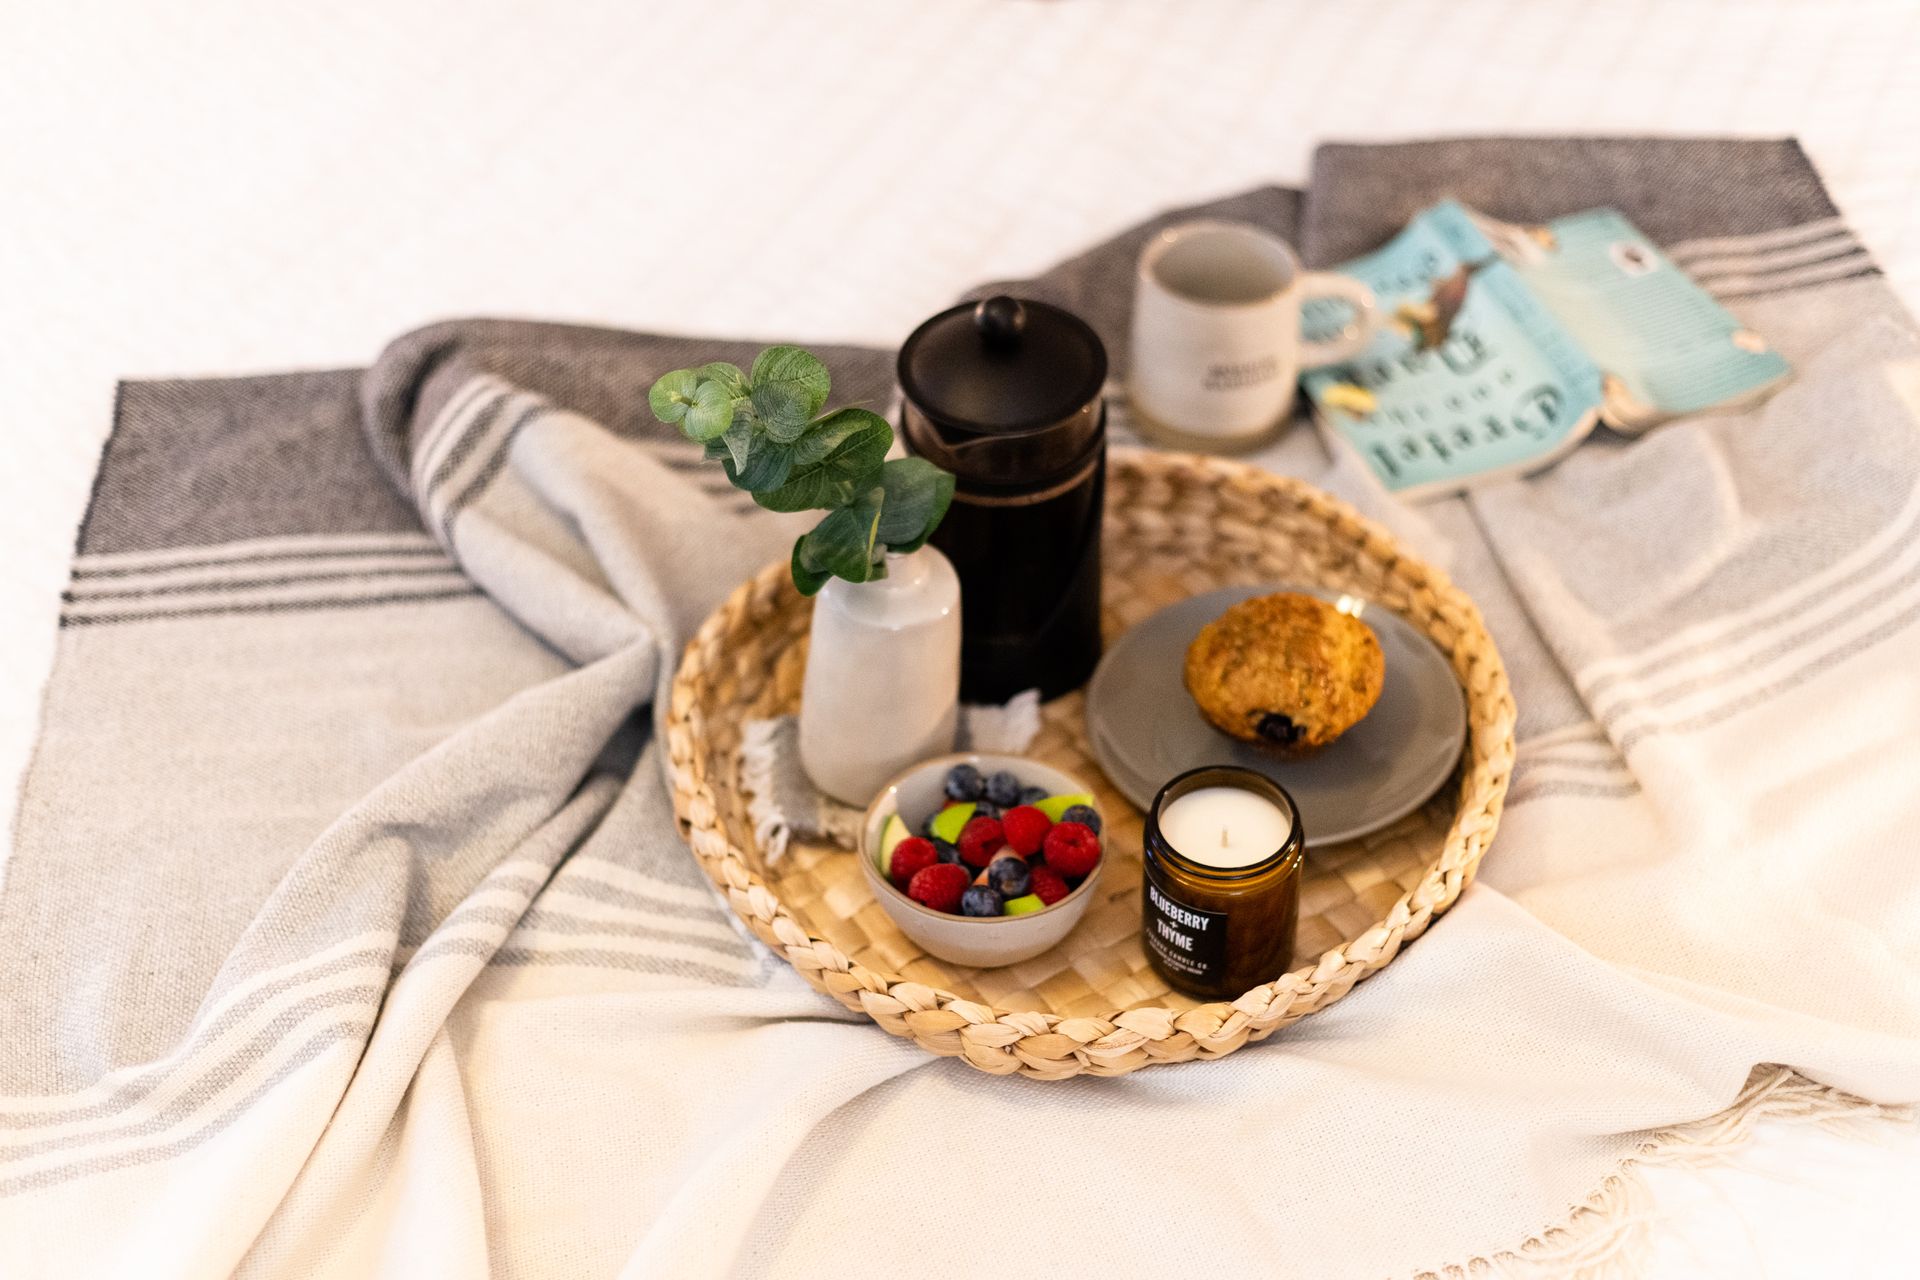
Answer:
[73, 533, 441, 576]
[1682, 235, 1864, 282]
[411, 375, 511, 501]
[1577, 467, 1920, 692]
[63, 556, 460, 602]
[0, 1007, 371, 1184]
[1606, 539, 1920, 747]
[1663, 216, 1850, 264]
[1704, 255, 1877, 298]
[560, 857, 730, 911]
[60, 572, 478, 622]
[1585, 470, 1920, 725]
[0, 966, 384, 1151]
[0, 931, 396, 1114]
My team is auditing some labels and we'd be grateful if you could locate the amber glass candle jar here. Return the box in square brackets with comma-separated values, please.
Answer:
[1141, 766, 1304, 999]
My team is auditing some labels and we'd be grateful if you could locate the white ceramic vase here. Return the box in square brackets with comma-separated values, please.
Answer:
[798, 546, 962, 807]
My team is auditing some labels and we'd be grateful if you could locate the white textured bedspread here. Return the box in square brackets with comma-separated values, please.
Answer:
[4, 3, 1917, 1275]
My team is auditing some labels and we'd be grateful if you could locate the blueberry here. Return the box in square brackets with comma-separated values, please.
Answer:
[987, 855, 1031, 898]
[1255, 712, 1304, 747]
[932, 837, 964, 866]
[918, 810, 941, 838]
[960, 885, 1005, 917]
[944, 763, 985, 802]
[984, 770, 1022, 809]
[1018, 786, 1049, 807]
[973, 800, 1002, 821]
[1060, 804, 1102, 835]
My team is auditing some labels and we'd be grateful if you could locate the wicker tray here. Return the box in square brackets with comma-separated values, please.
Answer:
[667, 449, 1515, 1079]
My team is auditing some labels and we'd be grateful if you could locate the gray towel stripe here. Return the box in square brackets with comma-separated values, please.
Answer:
[431, 899, 750, 961]
[59, 585, 483, 628]
[1682, 236, 1866, 282]
[411, 375, 508, 495]
[1663, 216, 1851, 264]
[1713, 264, 1882, 302]
[515, 908, 756, 961]
[414, 881, 751, 966]
[1704, 253, 1881, 297]
[410, 932, 765, 987]
[0, 945, 390, 1129]
[1583, 484, 1920, 715]
[0, 987, 383, 1166]
[1506, 778, 1644, 807]
[1618, 587, 1920, 755]
[65, 564, 468, 603]
[549, 873, 735, 923]
[1513, 757, 1632, 780]
[1591, 517, 1920, 735]
[419, 385, 517, 523]
[1515, 722, 1609, 752]
[0, 1019, 373, 1198]
[71, 543, 450, 582]
[488, 946, 765, 987]
[436, 401, 546, 546]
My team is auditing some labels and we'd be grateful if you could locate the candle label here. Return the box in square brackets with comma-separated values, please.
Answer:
[1144, 879, 1229, 987]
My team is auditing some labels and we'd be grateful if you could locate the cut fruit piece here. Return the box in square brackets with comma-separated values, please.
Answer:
[929, 802, 975, 844]
[1034, 792, 1094, 823]
[1003, 894, 1045, 916]
[876, 814, 909, 873]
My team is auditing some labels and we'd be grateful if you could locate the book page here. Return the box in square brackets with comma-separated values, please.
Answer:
[1487, 208, 1792, 431]
[1301, 201, 1604, 499]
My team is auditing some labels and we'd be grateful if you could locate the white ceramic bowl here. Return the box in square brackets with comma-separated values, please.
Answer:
[859, 752, 1105, 968]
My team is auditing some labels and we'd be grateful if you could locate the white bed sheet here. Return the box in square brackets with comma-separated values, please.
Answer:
[3, 1, 1916, 1274]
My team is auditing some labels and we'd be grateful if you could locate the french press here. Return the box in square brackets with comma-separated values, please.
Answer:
[897, 295, 1108, 703]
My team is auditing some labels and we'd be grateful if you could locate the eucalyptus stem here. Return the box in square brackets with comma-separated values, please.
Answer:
[648, 347, 955, 595]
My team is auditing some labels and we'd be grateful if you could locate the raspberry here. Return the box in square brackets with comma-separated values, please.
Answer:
[957, 815, 1006, 868]
[888, 836, 938, 890]
[1042, 821, 1101, 879]
[1001, 805, 1052, 857]
[1028, 865, 1070, 905]
[906, 862, 970, 913]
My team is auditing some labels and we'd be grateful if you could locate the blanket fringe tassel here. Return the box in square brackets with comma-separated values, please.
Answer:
[1414, 1065, 1914, 1280]
[738, 719, 791, 865]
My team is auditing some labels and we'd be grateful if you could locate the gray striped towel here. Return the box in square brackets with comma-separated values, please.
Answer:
[4, 139, 1917, 1279]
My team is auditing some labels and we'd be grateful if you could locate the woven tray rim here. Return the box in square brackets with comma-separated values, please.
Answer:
[667, 448, 1516, 1079]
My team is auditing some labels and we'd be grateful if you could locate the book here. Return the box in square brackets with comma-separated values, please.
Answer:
[1299, 201, 1791, 500]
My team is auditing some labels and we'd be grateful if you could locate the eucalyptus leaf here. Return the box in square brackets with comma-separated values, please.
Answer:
[790, 536, 832, 597]
[874, 456, 956, 552]
[719, 417, 755, 471]
[795, 486, 885, 587]
[647, 369, 699, 425]
[697, 362, 748, 398]
[724, 434, 794, 493]
[748, 347, 831, 443]
[681, 379, 739, 442]
[654, 345, 955, 594]
[752, 408, 890, 513]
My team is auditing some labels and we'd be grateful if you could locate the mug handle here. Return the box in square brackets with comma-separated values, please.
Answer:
[1296, 273, 1381, 368]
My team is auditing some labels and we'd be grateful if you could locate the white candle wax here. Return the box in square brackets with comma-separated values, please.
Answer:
[1158, 785, 1294, 869]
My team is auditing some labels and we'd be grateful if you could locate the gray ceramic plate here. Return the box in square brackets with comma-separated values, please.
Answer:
[1085, 585, 1467, 845]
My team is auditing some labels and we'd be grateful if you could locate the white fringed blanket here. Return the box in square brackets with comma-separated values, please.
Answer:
[3, 139, 1916, 1278]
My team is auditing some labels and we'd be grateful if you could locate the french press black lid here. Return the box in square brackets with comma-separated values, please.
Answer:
[897, 296, 1108, 495]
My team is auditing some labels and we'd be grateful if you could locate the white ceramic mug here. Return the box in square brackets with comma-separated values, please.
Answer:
[1128, 220, 1381, 449]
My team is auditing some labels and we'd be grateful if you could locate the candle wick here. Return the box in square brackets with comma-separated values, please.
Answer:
[1220, 827, 1228, 848]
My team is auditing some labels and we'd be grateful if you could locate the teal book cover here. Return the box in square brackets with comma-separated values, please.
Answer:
[1302, 201, 1791, 499]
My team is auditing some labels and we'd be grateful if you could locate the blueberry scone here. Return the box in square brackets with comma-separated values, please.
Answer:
[1183, 592, 1384, 756]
